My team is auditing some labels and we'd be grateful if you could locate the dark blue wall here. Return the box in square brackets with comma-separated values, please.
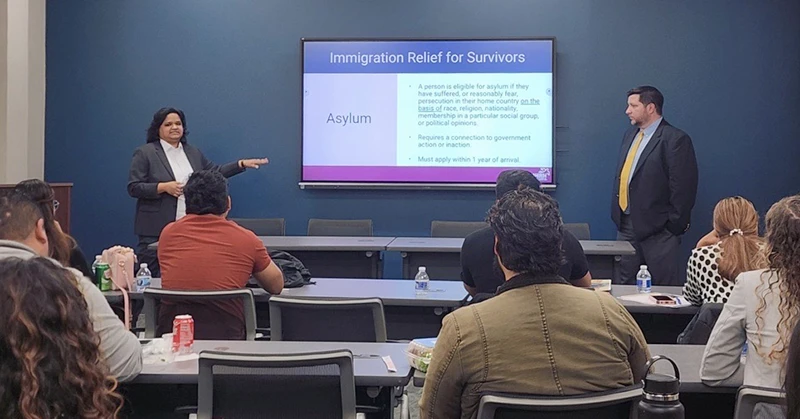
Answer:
[45, 0, 800, 275]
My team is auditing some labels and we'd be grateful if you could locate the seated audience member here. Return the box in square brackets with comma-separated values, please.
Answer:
[14, 179, 92, 277]
[158, 170, 284, 339]
[0, 257, 124, 418]
[786, 321, 800, 419]
[420, 188, 650, 419]
[683, 196, 766, 305]
[701, 194, 800, 388]
[461, 170, 591, 301]
[0, 193, 142, 382]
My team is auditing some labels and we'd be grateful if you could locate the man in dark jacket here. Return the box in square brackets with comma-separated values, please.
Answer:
[611, 86, 698, 286]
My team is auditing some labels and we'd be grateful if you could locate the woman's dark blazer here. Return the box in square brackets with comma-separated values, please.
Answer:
[127, 141, 244, 237]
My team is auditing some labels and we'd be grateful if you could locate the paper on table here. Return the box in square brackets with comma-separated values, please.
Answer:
[382, 355, 397, 372]
[174, 352, 200, 362]
[143, 351, 199, 365]
[617, 293, 693, 308]
[591, 279, 612, 292]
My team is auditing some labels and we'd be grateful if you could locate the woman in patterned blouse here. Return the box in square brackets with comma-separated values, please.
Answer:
[683, 196, 767, 305]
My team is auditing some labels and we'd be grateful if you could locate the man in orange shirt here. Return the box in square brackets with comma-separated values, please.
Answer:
[157, 170, 284, 339]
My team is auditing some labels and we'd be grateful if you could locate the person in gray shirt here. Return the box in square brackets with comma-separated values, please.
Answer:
[0, 193, 142, 382]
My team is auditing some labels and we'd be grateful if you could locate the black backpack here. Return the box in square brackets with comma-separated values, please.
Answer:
[677, 303, 723, 344]
[268, 250, 314, 288]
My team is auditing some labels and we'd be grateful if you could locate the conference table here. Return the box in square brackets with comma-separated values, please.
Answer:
[613, 285, 697, 344]
[386, 237, 636, 282]
[411, 344, 737, 418]
[104, 278, 468, 340]
[412, 344, 727, 391]
[612, 285, 697, 314]
[105, 280, 695, 341]
[125, 340, 411, 419]
[149, 236, 396, 279]
[147, 236, 635, 282]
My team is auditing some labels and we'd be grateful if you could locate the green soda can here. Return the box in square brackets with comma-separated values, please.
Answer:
[96, 262, 111, 291]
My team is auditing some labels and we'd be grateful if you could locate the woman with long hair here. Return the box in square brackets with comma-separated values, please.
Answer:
[701, 194, 800, 388]
[0, 257, 123, 418]
[785, 320, 800, 419]
[13, 179, 92, 277]
[683, 196, 767, 305]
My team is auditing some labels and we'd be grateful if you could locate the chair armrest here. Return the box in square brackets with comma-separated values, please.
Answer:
[400, 393, 409, 419]
[356, 405, 382, 414]
[130, 327, 145, 338]
[175, 405, 197, 416]
[255, 327, 271, 341]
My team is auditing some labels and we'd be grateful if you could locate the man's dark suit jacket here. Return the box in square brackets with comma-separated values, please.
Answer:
[127, 141, 244, 237]
[611, 119, 699, 241]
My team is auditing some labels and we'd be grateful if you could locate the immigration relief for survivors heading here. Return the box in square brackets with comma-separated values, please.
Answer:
[303, 39, 553, 74]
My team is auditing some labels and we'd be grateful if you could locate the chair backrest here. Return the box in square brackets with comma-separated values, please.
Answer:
[142, 288, 257, 340]
[431, 221, 488, 238]
[230, 217, 286, 236]
[734, 386, 785, 419]
[563, 223, 591, 240]
[198, 349, 357, 419]
[476, 385, 642, 419]
[307, 218, 373, 237]
[269, 296, 387, 342]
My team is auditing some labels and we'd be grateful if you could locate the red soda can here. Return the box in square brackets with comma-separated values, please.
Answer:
[172, 314, 194, 354]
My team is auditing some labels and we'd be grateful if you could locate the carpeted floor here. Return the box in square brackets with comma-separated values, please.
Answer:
[393, 384, 422, 419]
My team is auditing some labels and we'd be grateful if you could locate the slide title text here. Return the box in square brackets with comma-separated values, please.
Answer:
[330, 51, 526, 66]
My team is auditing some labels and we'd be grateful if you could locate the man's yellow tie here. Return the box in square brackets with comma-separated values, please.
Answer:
[618, 130, 644, 212]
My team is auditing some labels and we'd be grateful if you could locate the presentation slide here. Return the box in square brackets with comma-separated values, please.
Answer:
[302, 39, 554, 185]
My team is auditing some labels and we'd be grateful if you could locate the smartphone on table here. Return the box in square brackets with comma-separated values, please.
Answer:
[650, 295, 677, 305]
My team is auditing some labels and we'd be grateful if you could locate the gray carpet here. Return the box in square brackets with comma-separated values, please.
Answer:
[393, 383, 422, 419]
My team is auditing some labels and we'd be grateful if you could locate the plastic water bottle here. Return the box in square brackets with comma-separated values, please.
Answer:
[637, 265, 652, 293]
[135, 263, 152, 292]
[91, 255, 102, 275]
[415, 266, 430, 294]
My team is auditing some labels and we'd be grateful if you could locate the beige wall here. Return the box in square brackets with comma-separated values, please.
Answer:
[0, 0, 45, 184]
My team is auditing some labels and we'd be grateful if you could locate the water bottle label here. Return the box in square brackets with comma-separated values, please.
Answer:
[136, 275, 151, 292]
[637, 274, 652, 293]
[415, 280, 428, 291]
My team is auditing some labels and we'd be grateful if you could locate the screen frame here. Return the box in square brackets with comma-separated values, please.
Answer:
[299, 36, 557, 190]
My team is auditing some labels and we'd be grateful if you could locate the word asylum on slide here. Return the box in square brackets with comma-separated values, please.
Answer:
[302, 38, 555, 186]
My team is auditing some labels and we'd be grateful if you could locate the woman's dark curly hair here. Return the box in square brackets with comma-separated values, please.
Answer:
[146, 107, 189, 143]
[754, 194, 800, 364]
[488, 186, 565, 276]
[785, 320, 800, 419]
[0, 257, 123, 418]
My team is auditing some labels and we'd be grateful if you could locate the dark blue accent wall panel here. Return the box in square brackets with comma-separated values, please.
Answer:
[45, 0, 800, 276]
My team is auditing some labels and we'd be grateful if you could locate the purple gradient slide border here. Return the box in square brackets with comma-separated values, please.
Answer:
[304, 39, 553, 74]
[304, 166, 553, 183]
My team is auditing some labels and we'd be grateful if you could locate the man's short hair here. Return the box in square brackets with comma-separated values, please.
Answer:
[488, 187, 564, 276]
[495, 170, 542, 199]
[0, 193, 43, 241]
[627, 85, 664, 115]
[184, 170, 228, 216]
